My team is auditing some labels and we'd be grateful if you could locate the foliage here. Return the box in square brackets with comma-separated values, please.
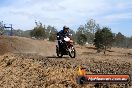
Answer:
[94, 27, 114, 54]
[30, 22, 46, 39]
[84, 19, 100, 43]
[49, 33, 57, 41]
[114, 32, 125, 47]
[69, 28, 76, 41]
[45, 25, 58, 41]
[76, 25, 87, 45]
[77, 34, 87, 45]
[127, 37, 132, 48]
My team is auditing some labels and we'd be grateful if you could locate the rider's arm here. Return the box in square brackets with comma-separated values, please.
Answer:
[57, 30, 63, 40]
[57, 32, 60, 40]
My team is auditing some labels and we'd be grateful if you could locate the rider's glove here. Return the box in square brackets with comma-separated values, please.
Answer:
[57, 36, 60, 40]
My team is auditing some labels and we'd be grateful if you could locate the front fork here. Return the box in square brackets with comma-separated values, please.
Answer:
[56, 45, 59, 53]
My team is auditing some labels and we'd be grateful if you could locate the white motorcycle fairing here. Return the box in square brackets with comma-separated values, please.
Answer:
[64, 37, 70, 42]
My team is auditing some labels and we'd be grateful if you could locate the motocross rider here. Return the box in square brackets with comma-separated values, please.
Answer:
[57, 26, 70, 51]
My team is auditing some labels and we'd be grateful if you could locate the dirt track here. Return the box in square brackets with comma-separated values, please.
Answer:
[0, 36, 132, 88]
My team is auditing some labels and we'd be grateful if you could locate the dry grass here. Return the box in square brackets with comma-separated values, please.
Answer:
[0, 36, 132, 88]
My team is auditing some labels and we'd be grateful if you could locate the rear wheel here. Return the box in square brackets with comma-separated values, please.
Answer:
[69, 47, 76, 58]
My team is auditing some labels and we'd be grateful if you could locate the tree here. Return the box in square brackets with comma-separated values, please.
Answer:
[45, 25, 58, 41]
[30, 21, 46, 39]
[48, 28, 58, 42]
[13, 29, 23, 36]
[49, 32, 57, 41]
[46, 25, 57, 38]
[127, 36, 132, 48]
[77, 34, 87, 45]
[76, 25, 87, 45]
[94, 27, 114, 54]
[21, 30, 31, 38]
[0, 21, 4, 35]
[115, 32, 125, 47]
[69, 29, 76, 41]
[84, 19, 100, 43]
[85, 19, 97, 34]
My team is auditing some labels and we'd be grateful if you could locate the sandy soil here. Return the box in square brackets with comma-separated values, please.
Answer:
[0, 36, 132, 88]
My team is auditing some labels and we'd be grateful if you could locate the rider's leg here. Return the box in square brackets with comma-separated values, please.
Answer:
[58, 40, 61, 51]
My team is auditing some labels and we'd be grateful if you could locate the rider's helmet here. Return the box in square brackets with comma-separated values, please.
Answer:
[63, 26, 69, 33]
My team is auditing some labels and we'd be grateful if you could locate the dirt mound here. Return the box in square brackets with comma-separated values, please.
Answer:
[0, 36, 56, 56]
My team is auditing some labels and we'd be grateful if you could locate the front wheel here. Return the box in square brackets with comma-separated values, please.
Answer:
[68, 47, 76, 58]
[56, 45, 63, 58]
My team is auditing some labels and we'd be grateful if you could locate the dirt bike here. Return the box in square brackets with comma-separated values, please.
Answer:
[56, 36, 76, 58]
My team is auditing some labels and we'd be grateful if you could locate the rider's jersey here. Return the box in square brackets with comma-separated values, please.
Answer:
[57, 30, 70, 40]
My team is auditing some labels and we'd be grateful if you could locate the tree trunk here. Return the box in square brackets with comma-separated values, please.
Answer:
[104, 46, 106, 54]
